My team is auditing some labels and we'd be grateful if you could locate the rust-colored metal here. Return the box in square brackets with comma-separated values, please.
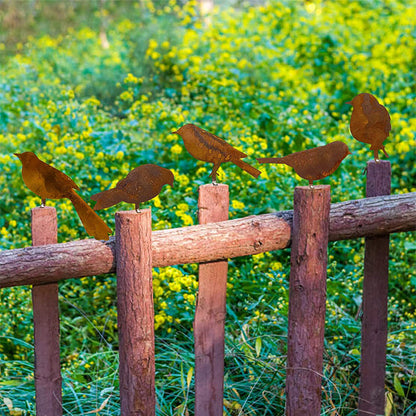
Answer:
[286, 185, 331, 416]
[31, 206, 62, 416]
[115, 209, 155, 415]
[91, 164, 174, 211]
[347, 93, 391, 160]
[258, 141, 350, 185]
[15, 152, 111, 240]
[194, 184, 229, 415]
[172, 123, 261, 183]
[358, 160, 391, 415]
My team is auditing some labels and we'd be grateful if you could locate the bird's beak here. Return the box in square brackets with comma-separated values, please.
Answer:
[14, 153, 21, 159]
[346, 101, 352, 105]
[171, 131, 178, 135]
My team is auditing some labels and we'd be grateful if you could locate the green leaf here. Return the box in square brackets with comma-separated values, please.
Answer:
[187, 367, 194, 388]
[255, 337, 262, 357]
[349, 348, 360, 356]
[393, 374, 405, 397]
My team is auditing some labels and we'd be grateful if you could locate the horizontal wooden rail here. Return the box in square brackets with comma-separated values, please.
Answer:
[0, 192, 415, 288]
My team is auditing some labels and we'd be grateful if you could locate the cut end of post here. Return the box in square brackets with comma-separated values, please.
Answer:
[115, 208, 151, 218]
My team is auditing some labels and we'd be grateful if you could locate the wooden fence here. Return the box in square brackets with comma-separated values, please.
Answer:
[1, 160, 416, 415]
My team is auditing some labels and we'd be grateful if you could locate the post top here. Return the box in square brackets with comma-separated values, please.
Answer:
[115, 208, 151, 217]
[199, 183, 229, 189]
[294, 185, 331, 191]
[31, 206, 57, 212]
[366, 159, 391, 166]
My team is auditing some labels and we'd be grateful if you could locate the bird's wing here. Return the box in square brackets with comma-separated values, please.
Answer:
[39, 159, 80, 192]
[116, 166, 163, 203]
[197, 127, 248, 159]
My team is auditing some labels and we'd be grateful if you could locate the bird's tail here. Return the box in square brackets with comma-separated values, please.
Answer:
[233, 158, 261, 178]
[257, 157, 284, 164]
[68, 190, 112, 240]
[90, 188, 125, 211]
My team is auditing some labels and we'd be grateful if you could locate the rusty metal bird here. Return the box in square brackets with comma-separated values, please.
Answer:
[15, 152, 112, 240]
[347, 93, 391, 161]
[90, 164, 174, 211]
[257, 141, 351, 186]
[172, 123, 261, 183]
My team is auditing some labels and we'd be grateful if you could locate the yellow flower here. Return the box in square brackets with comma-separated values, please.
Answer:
[119, 91, 134, 101]
[124, 73, 140, 84]
[171, 144, 182, 155]
[232, 200, 245, 210]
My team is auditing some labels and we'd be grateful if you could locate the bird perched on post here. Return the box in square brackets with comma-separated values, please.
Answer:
[172, 123, 261, 183]
[257, 141, 351, 186]
[15, 152, 112, 240]
[90, 164, 174, 211]
[347, 93, 391, 161]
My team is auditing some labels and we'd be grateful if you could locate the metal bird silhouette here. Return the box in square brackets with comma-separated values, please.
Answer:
[347, 93, 391, 160]
[90, 164, 174, 211]
[172, 123, 261, 183]
[257, 141, 351, 185]
[15, 152, 112, 240]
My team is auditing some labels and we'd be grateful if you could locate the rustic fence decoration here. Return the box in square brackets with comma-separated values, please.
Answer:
[286, 185, 331, 415]
[257, 141, 351, 186]
[347, 93, 391, 161]
[115, 209, 155, 414]
[15, 152, 111, 240]
[358, 159, 391, 415]
[194, 184, 229, 414]
[2, 176, 416, 414]
[91, 164, 174, 212]
[172, 123, 261, 183]
[31, 206, 62, 416]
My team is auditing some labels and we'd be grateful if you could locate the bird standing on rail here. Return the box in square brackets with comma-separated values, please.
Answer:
[257, 141, 351, 186]
[172, 123, 261, 183]
[15, 152, 112, 240]
[90, 164, 174, 211]
[347, 93, 391, 161]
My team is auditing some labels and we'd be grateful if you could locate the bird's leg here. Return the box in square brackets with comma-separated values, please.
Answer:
[308, 180, 314, 188]
[373, 149, 380, 162]
[209, 164, 220, 186]
[40, 199, 46, 208]
[135, 203, 141, 213]
[381, 146, 389, 158]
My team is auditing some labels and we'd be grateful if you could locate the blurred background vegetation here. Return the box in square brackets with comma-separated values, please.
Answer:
[1, 0, 416, 414]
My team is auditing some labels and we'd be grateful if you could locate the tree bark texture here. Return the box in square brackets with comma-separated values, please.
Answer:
[194, 184, 229, 416]
[115, 209, 155, 416]
[1, 192, 416, 287]
[286, 185, 331, 416]
[358, 160, 391, 415]
[31, 207, 62, 416]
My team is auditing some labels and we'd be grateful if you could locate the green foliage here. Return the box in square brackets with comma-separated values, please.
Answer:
[1, 0, 416, 414]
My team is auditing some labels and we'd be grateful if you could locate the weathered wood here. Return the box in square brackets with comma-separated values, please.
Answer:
[359, 160, 391, 415]
[194, 184, 229, 415]
[1, 192, 416, 287]
[286, 185, 330, 415]
[31, 207, 62, 416]
[115, 209, 155, 415]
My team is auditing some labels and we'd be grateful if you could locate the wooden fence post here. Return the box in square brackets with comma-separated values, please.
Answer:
[286, 185, 331, 415]
[31, 206, 62, 416]
[358, 160, 391, 415]
[194, 184, 229, 415]
[115, 209, 155, 415]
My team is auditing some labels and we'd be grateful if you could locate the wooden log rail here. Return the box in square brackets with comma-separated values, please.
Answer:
[1, 192, 416, 288]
